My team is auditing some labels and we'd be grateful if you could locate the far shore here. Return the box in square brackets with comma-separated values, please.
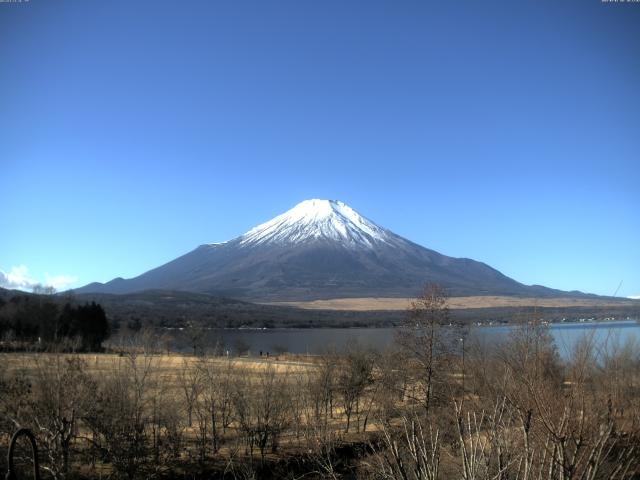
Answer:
[263, 295, 640, 311]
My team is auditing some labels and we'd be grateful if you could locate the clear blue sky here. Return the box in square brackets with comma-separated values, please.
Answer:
[1, 0, 639, 297]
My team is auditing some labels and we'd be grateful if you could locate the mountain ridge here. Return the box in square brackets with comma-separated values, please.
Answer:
[75, 199, 596, 301]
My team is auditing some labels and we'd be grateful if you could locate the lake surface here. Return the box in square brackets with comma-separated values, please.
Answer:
[170, 319, 640, 358]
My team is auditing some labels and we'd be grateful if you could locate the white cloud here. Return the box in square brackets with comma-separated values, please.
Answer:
[43, 273, 78, 291]
[0, 265, 38, 290]
[628, 295, 640, 300]
[0, 265, 78, 292]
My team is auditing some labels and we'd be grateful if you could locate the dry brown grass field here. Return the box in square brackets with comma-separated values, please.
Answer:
[266, 295, 638, 310]
[0, 351, 317, 377]
[0, 349, 390, 478]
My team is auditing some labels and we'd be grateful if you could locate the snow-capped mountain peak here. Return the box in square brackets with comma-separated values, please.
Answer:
[238, 199, 392, 248]
[76, 198, 572, 301]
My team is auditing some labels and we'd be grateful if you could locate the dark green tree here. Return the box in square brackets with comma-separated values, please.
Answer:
[59, 302, 110, 351]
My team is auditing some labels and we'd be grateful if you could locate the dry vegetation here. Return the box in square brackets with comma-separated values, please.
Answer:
[1, 286, 639, 479]
[266, 296, 639, 311]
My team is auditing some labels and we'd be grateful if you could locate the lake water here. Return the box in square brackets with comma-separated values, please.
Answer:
[171, 319, 640, 358]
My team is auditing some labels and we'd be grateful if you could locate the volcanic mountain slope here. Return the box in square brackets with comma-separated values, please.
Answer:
[76, 199, 581, 301]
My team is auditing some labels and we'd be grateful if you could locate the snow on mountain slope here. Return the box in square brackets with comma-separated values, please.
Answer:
[236, 199, 392, 248]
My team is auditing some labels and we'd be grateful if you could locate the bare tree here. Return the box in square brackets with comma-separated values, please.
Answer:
[185, 321, 207, 356]
[84, 348, 156, 479]
[232, 365, 291, 465]
[203, 355, 235, 445]
[337, 344, 374, 433]
[396, 283, 449, 414]
[309, 350, 339, 425]
[28, 353, 96, 479]
[177, 358, 202, 427]
[373, 413, 441, 480]
[303, 412, 342, 480]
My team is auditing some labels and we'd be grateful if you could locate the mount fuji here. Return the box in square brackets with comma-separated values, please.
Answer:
[76, 199, 574, 301]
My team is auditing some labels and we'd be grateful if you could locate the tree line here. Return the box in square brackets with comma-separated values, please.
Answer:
[0, 292, 110, 351]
